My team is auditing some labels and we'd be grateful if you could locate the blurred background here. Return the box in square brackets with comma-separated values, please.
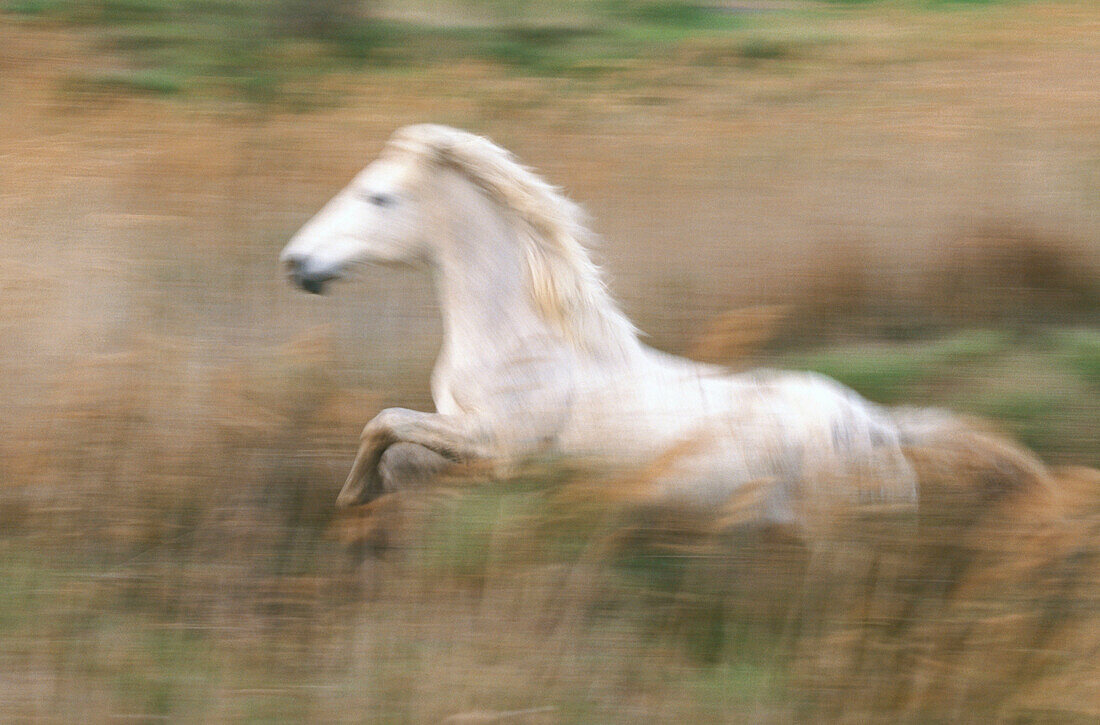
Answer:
[1, 1, 1098, 721]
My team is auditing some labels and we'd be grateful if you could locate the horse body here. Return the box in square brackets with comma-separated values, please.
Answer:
[280, 124, 919, 518]
[555, 352, 916, 514]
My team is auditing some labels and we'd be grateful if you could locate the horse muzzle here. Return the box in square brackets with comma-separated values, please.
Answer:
[283, 256, 339, 295]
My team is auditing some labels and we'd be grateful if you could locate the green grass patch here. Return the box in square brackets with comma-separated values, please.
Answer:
[0, 540, 333, 720]
[106, 628, 221, 719]
[4, 0, 790, 103]
[4, 0, 69, 14]
[1054, 328, 1100, 386]
[67, 67, 183, 95]
[818, 0, 1022, 4]
[414, 476, 549, 578]
[929, 329, 1011, 364]
[784, 329, 1012, 404]
[787, 347, 935, 403]
[968, 390, 1067, 452]
[690, 659, 787, 713]
[925, 0, 1022, 5]
[738, 36, 792, 61]
[0, 551, 63, 633]
[623, 1, 731, 29]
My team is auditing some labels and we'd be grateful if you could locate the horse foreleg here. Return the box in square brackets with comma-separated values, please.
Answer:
[377, 442, 451, 494]
[337, 408, 488, 507]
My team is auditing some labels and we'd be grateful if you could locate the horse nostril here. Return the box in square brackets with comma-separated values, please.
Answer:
[300, 276, 326, 295]
[282, 255, 335, 294]
[283, 257, 310, 288]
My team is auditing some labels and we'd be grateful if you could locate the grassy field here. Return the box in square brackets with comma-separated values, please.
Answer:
[6, 1, 1085, 104]
[1, 0, 812, 103]
[1, 0, 1099, 721]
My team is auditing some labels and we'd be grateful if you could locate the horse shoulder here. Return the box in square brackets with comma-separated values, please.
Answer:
[434, 342, 578, 455]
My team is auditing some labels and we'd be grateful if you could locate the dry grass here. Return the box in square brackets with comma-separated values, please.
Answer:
[3, 328, 1097, 720]
[927, 225, 1100, 328]
[689, 304, 791, 365]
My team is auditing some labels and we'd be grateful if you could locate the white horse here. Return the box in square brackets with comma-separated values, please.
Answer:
[280, 124, 933, 521]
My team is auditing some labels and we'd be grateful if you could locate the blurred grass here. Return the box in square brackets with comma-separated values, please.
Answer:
[1, 0, 754, 102]
[4, 0, 1044, 104]
[63, 66, 184, 94]
[3, 413, 1097, 719]
[1055, 328, 1100, 387]
[783, 329, 1010, 402]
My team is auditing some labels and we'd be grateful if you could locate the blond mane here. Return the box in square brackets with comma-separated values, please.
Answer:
[387, 124, 639, 358]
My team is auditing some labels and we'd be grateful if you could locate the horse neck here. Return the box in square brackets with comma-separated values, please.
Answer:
[428, 173, 561, 364]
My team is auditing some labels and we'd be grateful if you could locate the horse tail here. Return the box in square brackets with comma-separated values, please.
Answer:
[846, 414, 1098, 716]
[891, 406, 1058, 525]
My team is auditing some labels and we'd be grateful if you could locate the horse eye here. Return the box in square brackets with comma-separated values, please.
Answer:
[362, 191, 396, 208]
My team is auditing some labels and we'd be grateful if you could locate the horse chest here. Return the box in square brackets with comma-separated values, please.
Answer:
[430, 361, 462, 416]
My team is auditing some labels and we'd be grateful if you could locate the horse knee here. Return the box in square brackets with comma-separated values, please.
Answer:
[377, 442, 450, 493]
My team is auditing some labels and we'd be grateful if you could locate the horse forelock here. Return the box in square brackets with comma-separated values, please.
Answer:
[386, 124, 639, 357]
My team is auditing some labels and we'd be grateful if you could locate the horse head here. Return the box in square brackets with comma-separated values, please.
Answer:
[279, 135, 438, 294]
